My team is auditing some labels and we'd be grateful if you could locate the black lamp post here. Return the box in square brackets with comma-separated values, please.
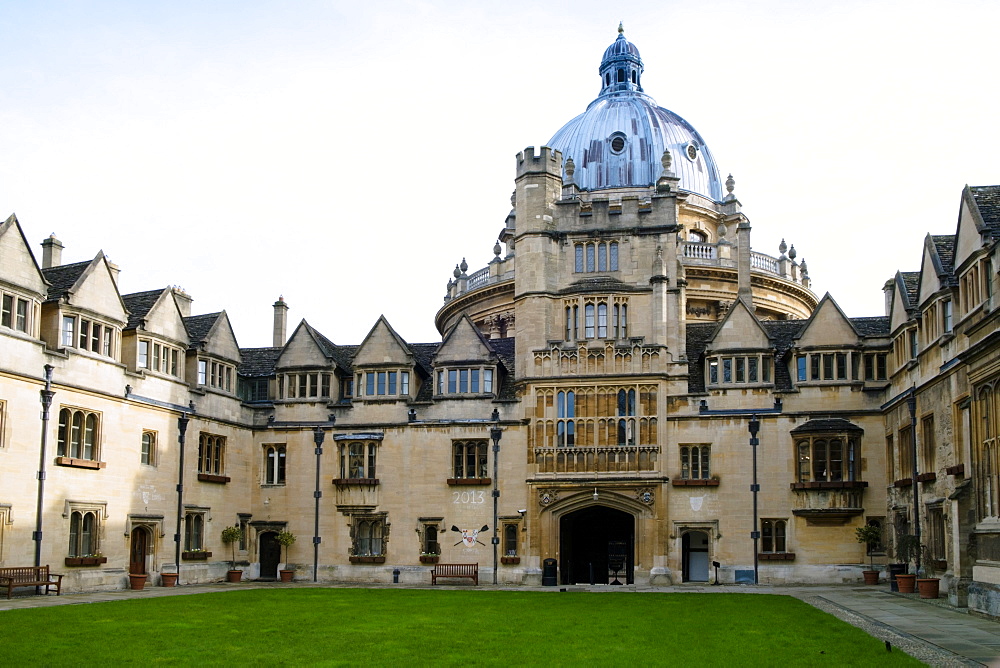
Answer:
[173, 404, 193, 584]
[312, 425, 326, 583]
[748, 414, 761, 585]
[906, 390, 921, 575]
[34, 365, 55, 587]
[490, 409, 502, 586]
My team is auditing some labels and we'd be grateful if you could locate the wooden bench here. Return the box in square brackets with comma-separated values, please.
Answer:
[0, 565, 64, 599]
[431, 563, 479, 586]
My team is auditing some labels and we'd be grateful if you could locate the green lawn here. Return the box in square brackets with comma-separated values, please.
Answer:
[2, 588, 919, 666]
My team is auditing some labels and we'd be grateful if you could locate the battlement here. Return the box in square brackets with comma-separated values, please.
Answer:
[515, 146, 563, 179]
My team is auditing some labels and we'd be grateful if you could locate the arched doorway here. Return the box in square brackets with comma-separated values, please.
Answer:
[559, 506, 634, 585]
[682, 531, 710, 582]
[129, 527, 150, 575]
[259, 531, 281, 579]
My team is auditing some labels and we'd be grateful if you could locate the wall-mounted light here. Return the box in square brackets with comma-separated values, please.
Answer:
[593, 488, 599, 502]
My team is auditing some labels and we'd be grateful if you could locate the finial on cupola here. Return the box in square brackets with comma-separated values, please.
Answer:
[726, 174, 735, 195]
[788, 245, 797, 261]
[661, 148, 672, 173]
[618, 21, 624, 35]
[778, 239, 788, 259]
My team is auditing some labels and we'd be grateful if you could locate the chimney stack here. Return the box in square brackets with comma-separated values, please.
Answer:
[172, 287, 193, 318]
[273, 296, 288, 347]
[41, 233, 63, 269]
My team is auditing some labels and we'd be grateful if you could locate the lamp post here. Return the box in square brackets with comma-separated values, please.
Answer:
[906, 390, 921, 575]
[490, 409, 503, 586]
[748, 414, 761, 585]
[312, 426, 326, 583]
[173, 404, 193, 584]
[34, 365, 55, 586]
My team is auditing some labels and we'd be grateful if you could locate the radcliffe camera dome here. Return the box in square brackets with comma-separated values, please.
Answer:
[548, 25, 724, 201]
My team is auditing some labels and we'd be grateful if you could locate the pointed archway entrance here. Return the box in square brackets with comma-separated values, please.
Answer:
[559, 506, 634, 585]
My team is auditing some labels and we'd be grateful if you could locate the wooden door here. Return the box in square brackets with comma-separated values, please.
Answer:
[129, 527, 149, 575]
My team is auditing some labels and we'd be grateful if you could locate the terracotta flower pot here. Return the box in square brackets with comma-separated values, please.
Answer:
[161, 572, 178, 587]
[279, 569, 294, 583]
[227, 570, 243, 583]
[895, 573, 917, 593]
[917, 578, 940, 599]
[862, 570, 879, 585]
[128, 573, 147, 591]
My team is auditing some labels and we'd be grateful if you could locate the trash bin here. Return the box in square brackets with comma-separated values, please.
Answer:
[542, 558, 557, 586]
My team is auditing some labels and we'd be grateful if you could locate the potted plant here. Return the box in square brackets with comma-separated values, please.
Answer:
[277, 531, 296, 583]
[419, 552, 440, 564]
[160, 572, 178, 587]
[128, 572, 147, 590]
[855, 524, 882, 585]
[917, 545, 941, 599]
[221, 524, 244, 583]
[894, 534, 921, 594]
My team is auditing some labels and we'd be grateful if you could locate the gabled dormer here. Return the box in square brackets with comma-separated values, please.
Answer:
[954, 185, 999, 319]
[432, 316, 500, 397]
[352, 316, 415, 401]
[122, 287, 191, 379]
[886, 271, 920, 372]
[703, 300, 774, 388]
[916, 234, 956, 345]
[0, 214, 48, 339]
[791, 294, 861, 386]
[41, 249, 128, 361]
[273, 319, 351, 402]
[184, 311, 240, 394]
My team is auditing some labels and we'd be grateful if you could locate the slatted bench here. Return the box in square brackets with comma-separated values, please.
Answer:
[0, 565, 64, 599]
[430, 563, 479, 586]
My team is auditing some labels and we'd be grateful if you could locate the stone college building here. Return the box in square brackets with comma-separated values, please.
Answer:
[2, 27, 999, 617]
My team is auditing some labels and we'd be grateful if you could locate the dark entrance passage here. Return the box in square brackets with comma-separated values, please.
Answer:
[129, 527, 149, 575]
[259, 531, 280, 579]
[559, 506, 634, 585]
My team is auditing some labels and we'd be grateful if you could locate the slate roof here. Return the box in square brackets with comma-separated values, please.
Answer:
[184, 313, 222, 345]
[970, 185, 1000, 237]
[122, 289, 165, 329]
[42, 260, 90, 300]
[304, 323, 357, 370]
[685, 322, 719, 394]
[901, 272, 920, 307]
[239, 347, 282, 377]
[790, 417, 864, 434]
[931, 235, 956, 274]
[851, 316, 890, 338]
[686, 319, 807, 394]
[489, 337, 517, 401]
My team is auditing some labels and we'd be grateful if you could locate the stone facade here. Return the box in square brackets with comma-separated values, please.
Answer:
[1, 30, 998, 618]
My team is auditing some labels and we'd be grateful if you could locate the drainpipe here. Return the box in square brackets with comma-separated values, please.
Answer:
[906, 389, 921, 574]
[174, 404, 194, 583]
[34, 365, 55, 591]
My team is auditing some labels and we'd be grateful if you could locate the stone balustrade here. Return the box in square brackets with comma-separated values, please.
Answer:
[533, 445, 660, 474]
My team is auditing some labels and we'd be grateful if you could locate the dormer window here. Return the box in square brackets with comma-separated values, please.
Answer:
[707, 353, 772, 387]
[436, 367, 494, 395]
[60, 314, 117, 358]
[197, 358, 234, 392]
[1, 291, 33, 334]
[279, 372, 332, 399]
[357, 370, 410, 398]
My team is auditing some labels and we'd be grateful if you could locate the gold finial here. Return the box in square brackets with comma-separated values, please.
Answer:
[618, 21, 624, 35]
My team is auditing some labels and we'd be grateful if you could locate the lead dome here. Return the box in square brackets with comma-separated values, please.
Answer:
[547, 25, 724, 201]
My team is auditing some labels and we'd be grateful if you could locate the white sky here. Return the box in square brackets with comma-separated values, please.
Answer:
[3, 1, 998, 347]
